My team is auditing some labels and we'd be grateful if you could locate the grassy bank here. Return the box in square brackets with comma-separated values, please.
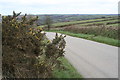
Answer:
[53, 57, 83, 78]
[47, 30, 119, 47]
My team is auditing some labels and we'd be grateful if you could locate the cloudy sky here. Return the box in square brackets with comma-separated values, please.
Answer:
[0, 0, 119, 15]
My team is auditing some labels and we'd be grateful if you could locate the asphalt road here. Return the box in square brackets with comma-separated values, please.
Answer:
[46, 32, 118, 78]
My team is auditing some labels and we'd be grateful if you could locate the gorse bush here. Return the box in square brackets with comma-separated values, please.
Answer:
[2, 11, 66, 78]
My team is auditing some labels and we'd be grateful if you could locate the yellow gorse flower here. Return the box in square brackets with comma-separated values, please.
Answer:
[35, 36, 39, 40]
[29, 28, 32, 30]
[16, 26, 18, 28]
[39, 28, 43, 31]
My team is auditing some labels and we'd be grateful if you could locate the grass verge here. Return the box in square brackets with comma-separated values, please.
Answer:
[47, 30, 120, 47]
[53, 57, 83, 78]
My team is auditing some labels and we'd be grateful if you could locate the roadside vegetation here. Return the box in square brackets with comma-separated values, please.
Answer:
[47, 30, 119, 47]
[2, 12, 82, 78]
[53, 57, 82, 78]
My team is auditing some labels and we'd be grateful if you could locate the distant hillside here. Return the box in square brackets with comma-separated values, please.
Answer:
[36, 14, 117, 25]
[1, 14, 117, 25]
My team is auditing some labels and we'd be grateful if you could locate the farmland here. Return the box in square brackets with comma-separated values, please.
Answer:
[43, 14, 119, 46]
[50, 16, 118, 27]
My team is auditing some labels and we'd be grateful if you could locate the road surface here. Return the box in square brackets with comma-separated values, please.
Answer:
[46, 32, 118, 78]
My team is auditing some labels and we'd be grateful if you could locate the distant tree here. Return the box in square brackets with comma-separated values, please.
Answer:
[101, 17, 105, 18]
[45, 16, 52, 31]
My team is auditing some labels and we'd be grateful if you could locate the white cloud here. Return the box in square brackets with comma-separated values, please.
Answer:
[0, 0, 119, 14]
[0, 0, 72, 5]
[1, 0, 118, 5]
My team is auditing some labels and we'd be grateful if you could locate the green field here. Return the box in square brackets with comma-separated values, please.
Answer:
[51, 17, 118, 27]
[79, 20, 118, 26]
